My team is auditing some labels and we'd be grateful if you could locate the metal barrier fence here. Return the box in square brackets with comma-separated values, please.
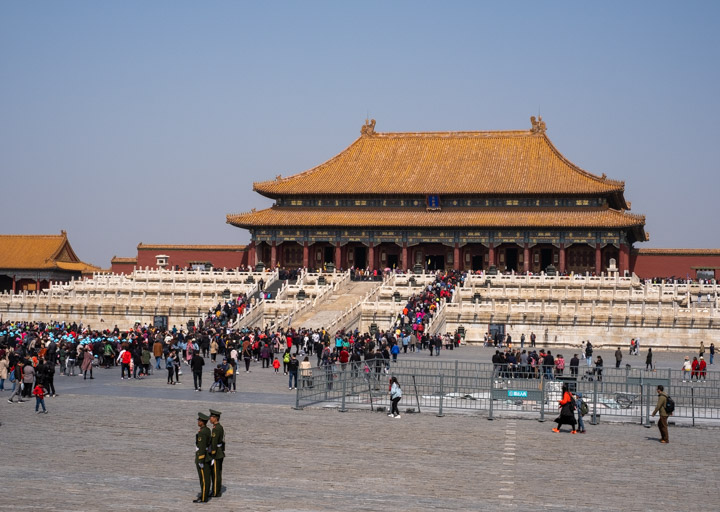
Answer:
[294, 361, 720, 426]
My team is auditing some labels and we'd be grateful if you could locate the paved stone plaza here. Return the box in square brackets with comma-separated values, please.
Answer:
[1, 346, 716, 511]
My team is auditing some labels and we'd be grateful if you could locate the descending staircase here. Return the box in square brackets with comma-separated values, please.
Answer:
[290, 279, 381, 329]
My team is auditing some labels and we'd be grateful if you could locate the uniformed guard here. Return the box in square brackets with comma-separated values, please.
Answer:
[208, 408, 225, 497]
[194, 412, 212, 503]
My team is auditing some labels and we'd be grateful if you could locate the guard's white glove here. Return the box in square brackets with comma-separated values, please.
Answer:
[198, 463, 204, 469]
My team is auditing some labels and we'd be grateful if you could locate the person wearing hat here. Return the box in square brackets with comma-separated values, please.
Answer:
[208, 409, 225, 497]
[194, 412, 212, 503]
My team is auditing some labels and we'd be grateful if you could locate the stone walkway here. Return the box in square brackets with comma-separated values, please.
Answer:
[0, 346, 716, 511]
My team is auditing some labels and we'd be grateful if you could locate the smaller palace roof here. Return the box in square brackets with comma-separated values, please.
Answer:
[0, 231, 99, 272]
[227, 206, 647, 241]
[110, 257, 138, 264]
[253, 118, 628, 208]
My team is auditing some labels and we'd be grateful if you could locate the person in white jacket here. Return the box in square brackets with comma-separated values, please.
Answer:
[681, 356, 692, 382]
[389, 376, 403, 418]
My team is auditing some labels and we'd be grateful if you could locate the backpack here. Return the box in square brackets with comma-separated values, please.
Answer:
[580, 401, 589, 417]
[664, 395, 675, 415]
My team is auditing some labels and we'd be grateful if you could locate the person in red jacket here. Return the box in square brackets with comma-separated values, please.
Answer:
[552, 383, 577, 434]
[33, 383, 48, 414]
[691, 356, 700, 381]
[698, 357, 707, 382]
[118, 346, 133, 379]
[338, 348, 350, 371]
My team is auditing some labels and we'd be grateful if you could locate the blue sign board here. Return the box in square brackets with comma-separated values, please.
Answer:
[426, 195, 440, 209]
[508, 390, 528, 398]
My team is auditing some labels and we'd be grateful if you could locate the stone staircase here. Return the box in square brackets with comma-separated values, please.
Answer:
[290, 280, 380, 329]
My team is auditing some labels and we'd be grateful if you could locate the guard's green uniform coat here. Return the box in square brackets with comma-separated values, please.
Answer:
[210, 422, 225, 497]
[196, 425, 212, 501]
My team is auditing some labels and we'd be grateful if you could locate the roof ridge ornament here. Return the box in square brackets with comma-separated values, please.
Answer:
[530, 116, 547, 134]
[361, 118, 376, 136]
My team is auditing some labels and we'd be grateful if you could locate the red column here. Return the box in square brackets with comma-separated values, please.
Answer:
[302, 242, 309, 269]
[595, 244, 602, 275]
[270, 241, 277, 268]
[523, 244, 530, 273]
[402, 243, 408, 271]
[248, 241, 256, 268]
[454, 244, 461, 271]
[488, 244, 495, 267]
[334, 243, 341, 269]
[368, 243, 375, 270]
[619, 243, 630, 276]
[559, 244, 566, 274]
[12, 276, 16, 293]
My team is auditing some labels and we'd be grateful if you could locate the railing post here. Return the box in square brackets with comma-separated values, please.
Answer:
[691, 383, 695, 427]
[367, 372, 374, 412]
[294, 384, 301, 410]
[437, 374, 445, 417]
[591, 376, 599, 425]
[625, 365, 630, 393]
[454, 359, 459, 394]
[324, 366, 329, 401]
[539, 375, 545, 422]
[412, 375, 421, 414]
[488, 371, 494, 420]
[340, 371, 347, 412]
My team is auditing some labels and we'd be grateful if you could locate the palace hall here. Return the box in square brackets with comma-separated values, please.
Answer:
[227, 117, 648, 275]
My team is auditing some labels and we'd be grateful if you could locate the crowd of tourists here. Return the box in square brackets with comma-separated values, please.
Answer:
[0, 287, 465, 405]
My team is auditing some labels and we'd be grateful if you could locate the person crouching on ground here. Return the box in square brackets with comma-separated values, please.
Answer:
[552, 383, 577, 433]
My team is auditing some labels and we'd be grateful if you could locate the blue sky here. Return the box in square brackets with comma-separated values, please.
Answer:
[1, 1, 719, 267]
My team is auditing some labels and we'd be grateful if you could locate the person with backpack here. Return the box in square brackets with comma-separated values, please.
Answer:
[0, 354, 8, 391]
[552, 383, 577, 434]
[575, 392, 588, 434]
[7, 362, 24, 403]
[651, 384, 671, 443]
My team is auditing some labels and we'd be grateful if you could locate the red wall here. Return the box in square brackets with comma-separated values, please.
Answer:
[111, 261, 137, 274]
[631, 251, 720, 280]
[136, 247, 249, 270]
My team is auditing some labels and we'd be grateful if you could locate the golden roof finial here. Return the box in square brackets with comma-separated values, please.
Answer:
[361, 118, 376, 136]
[530, 116, 547, 134]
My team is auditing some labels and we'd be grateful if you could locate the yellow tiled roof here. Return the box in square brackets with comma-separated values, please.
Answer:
[137, 244, 246, 251]
[0, 232, 88, 270]
[227, 207, 645, 230]
[56, 261, 103, 272]
[110, 257, 137, 264]
[254, 126, 625, 199]
[635, 249, 720, 256]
